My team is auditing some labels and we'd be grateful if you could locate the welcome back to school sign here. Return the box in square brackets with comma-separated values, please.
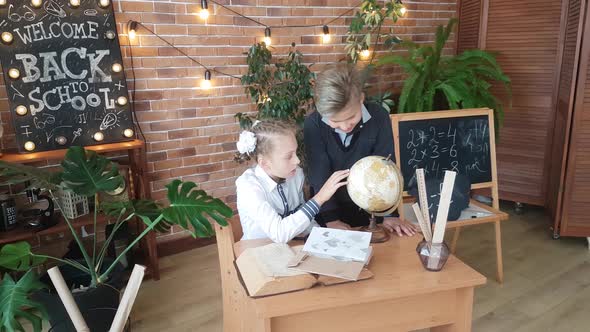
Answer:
[0, 0, 134, 153]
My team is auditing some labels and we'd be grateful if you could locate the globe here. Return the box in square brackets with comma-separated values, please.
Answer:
[347, 156, 404, 217]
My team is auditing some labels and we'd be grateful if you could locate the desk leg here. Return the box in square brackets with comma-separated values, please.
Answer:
[431, 287, 474, 332]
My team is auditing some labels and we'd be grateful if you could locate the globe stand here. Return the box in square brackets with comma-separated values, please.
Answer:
[360, 213, 390, 243]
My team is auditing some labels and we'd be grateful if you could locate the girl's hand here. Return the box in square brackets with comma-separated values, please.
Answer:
[313, 170, 349, 205]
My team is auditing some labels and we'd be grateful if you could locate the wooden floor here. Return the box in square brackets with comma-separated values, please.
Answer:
[127, 203, 590, 331]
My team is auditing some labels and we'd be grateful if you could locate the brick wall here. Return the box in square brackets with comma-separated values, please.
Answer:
[0, 0, 457, 246]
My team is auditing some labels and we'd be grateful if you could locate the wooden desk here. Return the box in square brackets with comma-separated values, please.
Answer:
[227, 236, 486, 332]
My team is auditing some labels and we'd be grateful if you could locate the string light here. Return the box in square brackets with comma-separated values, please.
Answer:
[322, 25, 331, 43]
[123, 129, 135, 138]
[93, 132, 105, 142]
[360, 48, 371, 60]
[69, 0, 80, 8]
[127, 21, 138, 40]
[264, 27, 271, 46]
[400, 6, 407, 16]
[1, 32, 13, 45]
[24, 141, 35, 152]
[117, 96, 128, 106]
[201, 70, 212, 90]
[30, 0, 42, 8]
[15, 105, 28, 116]
[0, 0, 6, 7]
[8, 68, 20, 79]
[98, 0, 110, 8]
[105, 30, 116, 40]
[55, 136, 67, 145]
[112, 63, 123, 73]
[199, 0, 209, 20]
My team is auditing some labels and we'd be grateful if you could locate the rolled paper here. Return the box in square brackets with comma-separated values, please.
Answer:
[47, 267, 90, 332]
[109, 264, 146, 332]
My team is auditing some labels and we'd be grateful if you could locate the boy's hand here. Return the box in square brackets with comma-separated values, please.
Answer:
[382, 217, 417, 237]
[326, 220, 352, 230]
[313, 170, 349, 206]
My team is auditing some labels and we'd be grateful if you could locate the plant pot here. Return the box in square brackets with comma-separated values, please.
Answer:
[33, 261, 125, 332]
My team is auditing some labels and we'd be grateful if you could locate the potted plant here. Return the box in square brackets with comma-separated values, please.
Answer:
[0, 146, 232, 331]
[377, 18, 511, 131]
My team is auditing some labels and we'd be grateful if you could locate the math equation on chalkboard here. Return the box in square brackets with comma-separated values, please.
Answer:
[398, 115, 493, 187]
[0, 0, 134, 153]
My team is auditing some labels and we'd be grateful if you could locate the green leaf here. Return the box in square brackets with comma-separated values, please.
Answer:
[0, 270, 46, 332]
[0, 242, 46, 272]
[61, 147, 124, 197]
[101, 200, 170, 233]
[0, 161, 61, 191]
[162, 180, 232, 238]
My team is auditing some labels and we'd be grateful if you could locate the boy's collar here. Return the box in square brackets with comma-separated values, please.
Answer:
[321, 104, 372, 135]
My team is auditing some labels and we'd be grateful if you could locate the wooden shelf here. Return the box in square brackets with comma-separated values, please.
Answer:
[0, 213, 110, 245]
[0, 140, 144, 164]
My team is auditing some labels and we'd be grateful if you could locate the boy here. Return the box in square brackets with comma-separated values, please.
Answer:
[304, 64, 416, 236]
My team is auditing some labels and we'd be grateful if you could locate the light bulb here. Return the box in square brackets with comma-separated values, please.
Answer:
[360, 49, 371, 60]
[69, 0, 80, 8]
[93, 132, 105, 141]
[322, 25, 331, 43]
[1, 31, 13, 44]
[128, 29, 136, 40]
[105, 30, 116, 40]
[400, 6, 407, 16]
[264, 27, 271, 46]
[31, 0, 42, 8]
[199, 9, 209, 20]
[0, 0, 6, 7]
[98, 0, 110, 8]
[123, 129, 134, 138]
[55, 136, 67, 145]
[15, 105, 28, 116]
[201, 70, 212, 90]
[24, 141, 35, 151]
[8, 68, 20, 79]
[112, 63, 123, 73]
[127, 21, 138, 40]
[117, 96, 128, 106]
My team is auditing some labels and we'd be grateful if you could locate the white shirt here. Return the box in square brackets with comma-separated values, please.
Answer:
[236, 165, 320, 243]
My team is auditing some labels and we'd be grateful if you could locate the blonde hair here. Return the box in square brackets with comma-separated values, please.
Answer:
[235, 119, 298, 163]
[314, 64, 365, 117]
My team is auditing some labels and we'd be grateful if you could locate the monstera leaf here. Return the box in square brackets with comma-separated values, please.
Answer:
[101, 199, 170, 233]
[61, 146, 124, 197]
[162, 180, 232, 238]
[0, 270, 46, 332]
[0, 242, 46, 272]
[0, 161, 61, 191]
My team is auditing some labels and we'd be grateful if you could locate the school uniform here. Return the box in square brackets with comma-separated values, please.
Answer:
[236, 166, 320, 243]
[304, 103, 396, 228]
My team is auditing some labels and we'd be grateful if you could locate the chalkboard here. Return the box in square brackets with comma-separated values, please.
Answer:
[393, 109, 495, 189]
[0, 0, 134, 153]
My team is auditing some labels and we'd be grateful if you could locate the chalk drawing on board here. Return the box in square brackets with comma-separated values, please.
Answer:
[33, 114, 56, 130]
[72, 128, 82, 143]
[77, 113, 87, 124]
[10, 84, 24, 99]
[0, 20, 7, 28]
[44, 0, 67, 19]
[104, 13, 110, 26]
[100, 112, 118, 130]
[115, 81, 125, 91]
[84, 9, 98, 17]
[20, 126, 32, 137]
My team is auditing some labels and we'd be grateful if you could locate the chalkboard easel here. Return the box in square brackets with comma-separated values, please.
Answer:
[391, 108, 509, 283]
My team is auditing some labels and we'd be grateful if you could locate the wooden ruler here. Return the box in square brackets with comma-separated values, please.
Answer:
[415, 169, 432, 241]
[412, 203, 432, 242]
[431, 171, 457, 244]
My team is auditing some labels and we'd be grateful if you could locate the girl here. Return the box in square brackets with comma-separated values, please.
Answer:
[235, 119, 349, 243]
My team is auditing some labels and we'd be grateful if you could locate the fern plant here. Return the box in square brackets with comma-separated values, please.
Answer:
[377, 18, 511, 129]
[0, 146, 232, 332]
